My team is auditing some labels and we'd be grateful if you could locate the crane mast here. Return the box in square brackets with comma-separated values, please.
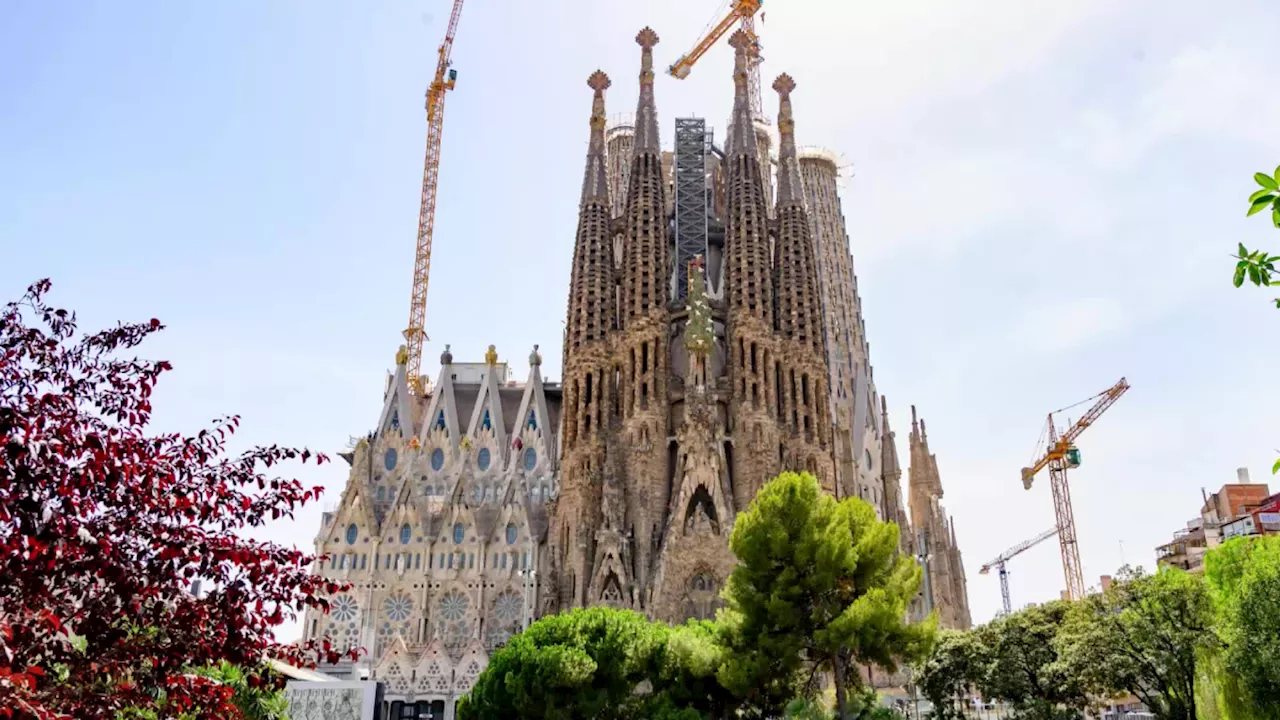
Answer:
[404, 0, 467, 395]
[979, 527, 1058, 615]
[668, 0, 765, 119]
[1020, 377, 1130, 600]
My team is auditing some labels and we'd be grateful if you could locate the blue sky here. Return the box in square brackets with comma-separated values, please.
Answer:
[4, 0, 1280, 633]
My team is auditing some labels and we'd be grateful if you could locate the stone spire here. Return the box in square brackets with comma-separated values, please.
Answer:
[773, 73, 803, 206]
[581, 70, 611, 204]
[633, 27, 661, 153]
[723, 30, 773, 328]
[620, 27, 670, 324]
[727, 30, 759, 159]
[565, 71, 617, 355]
[771, 73, 824, 357]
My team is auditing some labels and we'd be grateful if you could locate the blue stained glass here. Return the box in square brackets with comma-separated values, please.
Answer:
[453, 523, 464, 544]
[345, 524, 358, 545]
[477, 447, 491, 471]
[524, 447, 537, 471]
[390, 410, 400, 430]
[482, 410, 491, 430]
[384, 448, 398, 471]
[436, 411, 446, 430]
[400, 524, 411, 545]
[527, 410, 537, 430]
[506, 523, 517, 545]
[430, 448, 445, 471]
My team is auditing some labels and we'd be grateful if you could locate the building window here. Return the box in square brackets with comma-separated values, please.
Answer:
[345, 524, 358, 545]
[506, 523, 518, 545]
[478, 447, 491, 471]
[400, 524, 411, 545]
[384, 448, 398, 471]
[431, 448, 445, 471]
[524, 447, 537, 471]
[865, 449, 874, 470]
[453, 523, 465, 544]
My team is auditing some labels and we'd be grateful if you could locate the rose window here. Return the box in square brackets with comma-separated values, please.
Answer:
[493, 591, 521, 625]
[384, 592, 414, 622]
[331, 594, 359, 623]
[438, 590, 469, 621]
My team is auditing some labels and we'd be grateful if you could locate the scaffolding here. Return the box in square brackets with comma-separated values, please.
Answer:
[673, 118, 712, 303]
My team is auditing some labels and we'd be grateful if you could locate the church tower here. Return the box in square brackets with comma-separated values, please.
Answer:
[770, 73, 834, 490]
[554, 69, 617, 611]
[907, 406, 972, 629]
[616, 28, 672, 599]
[723, 30, 783, 512]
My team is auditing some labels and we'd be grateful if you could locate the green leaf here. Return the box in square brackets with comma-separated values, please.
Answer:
[1256, 172, 1279, 191]
[1248, 264, 1261, 286]
[1238, 242, 1250, 258]
[1273, 205, 1280, 229]
[1249, 188, 1274, 203]
[1248, 196, 1272, 216]
[1234, 263, 1247, 287]
[1274, 165, 1280, 184]
[1273, 457, 1280, 474]
[68, 632, 87, 654]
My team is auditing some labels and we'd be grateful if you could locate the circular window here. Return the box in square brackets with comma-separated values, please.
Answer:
[477, 447, 491, 471]
[506, 523, 517, 545]
[430, 448, 445, 471]
[453, 522, 465, 545]
[523, 447, 537, 471]
[400, 524, 411, 545]
[345, 523, 358, 545]
[384, 448, 397, 471]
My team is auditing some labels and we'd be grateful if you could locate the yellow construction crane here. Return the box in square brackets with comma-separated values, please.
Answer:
[1021, 377, 1130, 600]
[404, 0, 467, 395]
[668, 0, 765, 119]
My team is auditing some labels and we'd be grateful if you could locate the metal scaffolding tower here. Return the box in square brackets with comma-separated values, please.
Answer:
[673, 117, 711, 302]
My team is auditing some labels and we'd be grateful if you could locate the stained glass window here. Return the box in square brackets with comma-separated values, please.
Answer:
[384, 448, 398, 471]
[506, 523, 517, 545]
[527, 410, 537, 430]
[481, 410, 491, 431]
[523, 447, 537, 471]
[477, 447, 491, 471]
[345, 524, 358, 545]
[436, 411, 446, 430]
[453, 523, 464, 544]
[431, 448, 445, 471]
[400, 524, 411, 545]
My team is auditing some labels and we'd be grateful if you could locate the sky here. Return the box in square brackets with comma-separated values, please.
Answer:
[4, 0, 1280, 636]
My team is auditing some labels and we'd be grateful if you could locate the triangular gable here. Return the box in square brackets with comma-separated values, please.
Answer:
[414, 640, 454, 696]
[466, 362, 509, 452]
[508, 361, 557, 472]
[420, 360, 463, 451]
[452, 640, 490, 695]
[374, 635, 415, 697]
[325, 480, 381, 545]
[376, 352, 415, 440]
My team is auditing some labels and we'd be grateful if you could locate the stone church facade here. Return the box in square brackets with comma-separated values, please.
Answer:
[301, 26, 969, 716]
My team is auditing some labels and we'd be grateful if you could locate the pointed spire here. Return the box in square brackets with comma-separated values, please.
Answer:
[773, 73, 802, 206]
[727, 30, 758, 158]
[581, 71, 611, 204]
[911, 405, 919, 437]
[633, 28, 661, 153]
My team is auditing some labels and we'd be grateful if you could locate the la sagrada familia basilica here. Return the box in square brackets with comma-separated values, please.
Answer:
[301, 27, 970, 718]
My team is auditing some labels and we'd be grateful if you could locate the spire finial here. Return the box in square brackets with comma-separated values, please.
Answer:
[727, 30, 758, 158]
[580, 71, 611, 203]
[529, 344, 542, 368]
[773, 73, 803, 205]
[633, 28, 661, 153]
[395, 344, 408, 366]
[636, 26, 659, 50]
[440, 343, 453, 366]
[485, 344, 498, 366]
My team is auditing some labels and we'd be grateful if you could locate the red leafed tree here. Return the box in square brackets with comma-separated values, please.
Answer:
[0, 280, 354, 719]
